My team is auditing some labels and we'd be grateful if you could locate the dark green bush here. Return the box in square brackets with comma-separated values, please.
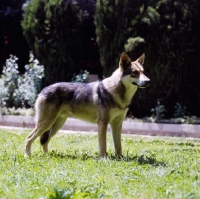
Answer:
[95, 0, 145, 77]
[22, 0, 83, 85]
[133, 0, 200, 117]
[95, 0, 200, 117]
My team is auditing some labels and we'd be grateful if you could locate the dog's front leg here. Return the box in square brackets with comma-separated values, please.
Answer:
[110, 120, 122, 157]
[98, 120, 108, 158]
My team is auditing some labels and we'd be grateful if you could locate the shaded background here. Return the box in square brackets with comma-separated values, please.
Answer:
[1, 0, 200, 118]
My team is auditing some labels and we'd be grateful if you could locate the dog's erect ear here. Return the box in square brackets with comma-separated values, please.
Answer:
[119, 52, 131, 71]
[136, 53, 145, 65]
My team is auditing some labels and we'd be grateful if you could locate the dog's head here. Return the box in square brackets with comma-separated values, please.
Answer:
[119, 52, 150, 88]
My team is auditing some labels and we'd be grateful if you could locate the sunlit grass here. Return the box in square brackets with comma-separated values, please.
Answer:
[1, 128, 200, 198]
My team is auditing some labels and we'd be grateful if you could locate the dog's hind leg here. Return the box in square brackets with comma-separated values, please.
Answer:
[40, 116, 67, 153]
[40, 130, 51, 152]
[24, 119, 55, 157]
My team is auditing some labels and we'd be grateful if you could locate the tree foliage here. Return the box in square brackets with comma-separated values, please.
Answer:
[95, 0, 146, 77]
[22, 0, 83, 85]
[0, 1, 29, 72]
[95, 0, 200, 117]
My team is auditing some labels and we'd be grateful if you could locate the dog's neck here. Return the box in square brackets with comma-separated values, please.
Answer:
[102, 69, 137, 109]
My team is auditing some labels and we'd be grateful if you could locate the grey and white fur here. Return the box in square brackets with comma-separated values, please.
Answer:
[24, 52, 150, 158]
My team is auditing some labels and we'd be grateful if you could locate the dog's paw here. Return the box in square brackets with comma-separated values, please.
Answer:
[24, 152, 31, 158]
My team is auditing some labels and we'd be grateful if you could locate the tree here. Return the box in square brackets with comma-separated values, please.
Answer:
[22, 0, 84, 86]
[133, 0, 200, 117]
[95, 0, 200, 117]
[0, 0, 29, 72]
[95, 0, 147, 77]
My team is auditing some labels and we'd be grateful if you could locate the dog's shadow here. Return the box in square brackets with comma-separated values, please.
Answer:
[117, 154, 167, 167]
[46, 150, 97, 161]
[46, 150, 167, 166]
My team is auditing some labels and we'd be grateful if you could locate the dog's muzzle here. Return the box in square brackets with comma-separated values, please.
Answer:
[132, 74, 150, 88]
[132, 81, 150, 88]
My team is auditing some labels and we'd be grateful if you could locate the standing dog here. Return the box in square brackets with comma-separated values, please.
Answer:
[24, 52, 150, 158]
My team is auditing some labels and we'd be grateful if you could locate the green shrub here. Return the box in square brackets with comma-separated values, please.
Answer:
[95, 0, 160, 76]
[71, 70, 89, 83]
[173, 102, 188, 118]
[95, 0, 145, 77]
[124, 37, 145, 60]
[95, 0, 200, 117]
[0, 54, 44, 110]
[0, 55, 20, 108]
[150, 99, 166, 120]
[14, 54, 44, 107]
[22, 0, 83, 85]
[130, 0, 200, 117]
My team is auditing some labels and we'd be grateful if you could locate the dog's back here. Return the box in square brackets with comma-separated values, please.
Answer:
[36, 82, 99, 123]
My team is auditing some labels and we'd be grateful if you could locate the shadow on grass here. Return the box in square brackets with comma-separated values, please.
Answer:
[40, 150, 167, 166]
[49, 150, 77, 159]
[46, 150, 98, 161]
[109, 154, 167, 167]
[132, 154, 167, 166]
[168, 142, 195, 147]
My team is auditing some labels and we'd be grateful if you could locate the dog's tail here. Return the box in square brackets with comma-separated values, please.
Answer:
[40, 130, 50, 145]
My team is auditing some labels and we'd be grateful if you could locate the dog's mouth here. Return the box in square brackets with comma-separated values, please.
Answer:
[132, 82, 139, 86]
[132, 82, 149, 88]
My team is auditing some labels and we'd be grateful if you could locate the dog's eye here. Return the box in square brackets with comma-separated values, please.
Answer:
[131, 71, 139, 77]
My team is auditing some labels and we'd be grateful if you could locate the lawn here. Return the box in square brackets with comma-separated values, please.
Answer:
[0, 128, 200, 199]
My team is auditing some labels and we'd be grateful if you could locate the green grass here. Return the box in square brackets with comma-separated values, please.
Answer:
[1, 128, 200, 199]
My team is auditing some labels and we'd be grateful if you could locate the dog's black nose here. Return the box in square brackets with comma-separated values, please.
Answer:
[144, 80, 150, 87]
[139, 79, 150, 88]
[140, 74, 150, 87]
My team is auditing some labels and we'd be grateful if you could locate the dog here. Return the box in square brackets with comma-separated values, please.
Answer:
[24, 52, 150, 158]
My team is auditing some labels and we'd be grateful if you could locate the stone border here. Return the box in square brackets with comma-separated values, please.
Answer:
[0, 115, 200, 138]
